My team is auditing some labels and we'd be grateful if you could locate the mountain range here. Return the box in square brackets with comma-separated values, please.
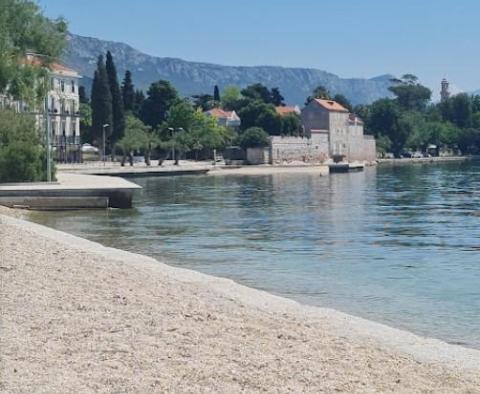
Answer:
[63, 33, 394, 106]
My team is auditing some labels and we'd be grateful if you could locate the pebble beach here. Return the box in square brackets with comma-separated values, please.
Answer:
[1, 206, 480, 393]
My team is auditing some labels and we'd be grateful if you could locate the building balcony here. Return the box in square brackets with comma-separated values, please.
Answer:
[51, 135, 81, 147]
[48, 109, 81, 117]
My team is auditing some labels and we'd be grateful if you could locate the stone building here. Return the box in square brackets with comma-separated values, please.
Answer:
[301, 99, 376, 162]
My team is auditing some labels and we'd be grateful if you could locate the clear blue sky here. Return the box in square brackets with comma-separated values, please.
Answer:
[38, 0, 479, 95]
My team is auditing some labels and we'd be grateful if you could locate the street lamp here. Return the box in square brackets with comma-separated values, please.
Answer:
[167, 127, 185, 165]
[102, 123, 109, 165]
[167, 127, 175, 163]
[44, 85, 52, 182]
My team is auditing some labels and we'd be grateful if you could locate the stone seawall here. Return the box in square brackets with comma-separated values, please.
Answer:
[270, 134, 328, 164]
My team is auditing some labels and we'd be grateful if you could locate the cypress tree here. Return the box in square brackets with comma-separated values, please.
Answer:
[121, 70, 135, 112]
[105, 51, 125, 144]
[133, 90, 145, 117]
[79, 86, 89, 104]
[214, 85, 221, 103]
[90, 55, 112, 146]
[140, 81, 178, 128]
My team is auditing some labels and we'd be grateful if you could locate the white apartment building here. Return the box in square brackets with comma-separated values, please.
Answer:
[45, 60, 82, 162]
[0, 54, 82, 162]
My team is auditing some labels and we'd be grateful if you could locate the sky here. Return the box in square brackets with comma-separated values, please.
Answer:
[38, 0, 479, 96]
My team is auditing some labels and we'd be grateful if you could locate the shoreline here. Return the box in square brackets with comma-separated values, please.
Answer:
[377, 156, 473, 165]
[209, 164, 330, 176]
[1, 208, 480, 391]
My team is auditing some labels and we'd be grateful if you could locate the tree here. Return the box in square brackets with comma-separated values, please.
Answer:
[105, 51, 125, 145]
[191, 93, 214, 111]
[257, 110, 282, 135]
[395, 112, 417, 155]
[237, 100, 281, 134]
[79, 86, 89, 104]
[79, 102, 92, 143]
[389, 74, 432, 111]
[133, 90, 145, 117]
[305, 85, 331, 105]
[271, 87, 285, 106]
[366, 99, 405, 157]
[116, 115, 149, 166]
[140, 80, 178, 128]
[213, 85, 221, 102]
[281, 113, 301, 136]
[221, 86, 241, 110]
[241, 83, 272, 103]
[0, 111, 45, 182]
[353, 104, 369, 122]
[90, 55, 112, 146]
[121, 70, 135, 112]
[166, 100, 196, 131]
[376, 135, 392, 157]
[191, 111, 232, 156]
[458, 128, 480, 154]
[0, 0, 67, 103]
[238, 127, 270, 149]
[446, 93, 472, 129]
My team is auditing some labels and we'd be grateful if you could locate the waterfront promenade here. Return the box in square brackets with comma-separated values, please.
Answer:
[1, 207, 479, 393]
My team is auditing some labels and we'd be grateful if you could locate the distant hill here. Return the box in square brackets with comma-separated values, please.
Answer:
[63, 33, 394, 106]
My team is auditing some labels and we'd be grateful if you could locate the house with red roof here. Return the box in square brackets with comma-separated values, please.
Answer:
[204, 108, 241, 129]
[275, 105, 300, 117]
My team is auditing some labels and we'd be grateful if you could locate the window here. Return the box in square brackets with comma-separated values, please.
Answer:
[61, 80, 65, 92]
[71, 80, 75, 93]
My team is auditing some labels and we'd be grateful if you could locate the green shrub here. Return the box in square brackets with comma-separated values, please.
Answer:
[0, 110, 47, 183]
[238, 127, 270, 150]
[0, 141, 43, 182]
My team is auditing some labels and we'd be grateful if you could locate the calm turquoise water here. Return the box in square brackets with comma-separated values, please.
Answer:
[30, 162, 480, 348]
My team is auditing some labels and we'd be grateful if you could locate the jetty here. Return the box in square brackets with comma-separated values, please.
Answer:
[0, 173, 141, 210]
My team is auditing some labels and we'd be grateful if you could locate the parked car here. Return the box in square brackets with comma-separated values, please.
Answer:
[412, 152, 423, 158]
[401, 151, 413, 158]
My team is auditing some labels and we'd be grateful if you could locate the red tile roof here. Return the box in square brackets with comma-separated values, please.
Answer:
[313, 99, 349, 113]
[24, 55, 79, 76]
[275, 106, 299, 116]
[206, 108, 233, 119]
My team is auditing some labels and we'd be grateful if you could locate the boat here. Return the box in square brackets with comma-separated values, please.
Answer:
[328, 163, 350, 173]
[348, 162, 365, 171]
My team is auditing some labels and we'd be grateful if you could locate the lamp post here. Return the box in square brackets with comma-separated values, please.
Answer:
[167, 127, 175, 164]
[102, 123, 109, 166]
[167, 127, 184, 165]
[44, 90, 52, 182]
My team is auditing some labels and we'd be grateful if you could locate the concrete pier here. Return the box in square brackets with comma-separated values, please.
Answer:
[0, 173, 141, 210]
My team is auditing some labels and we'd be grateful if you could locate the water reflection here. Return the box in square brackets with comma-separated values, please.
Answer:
[30, 162, 480, 348]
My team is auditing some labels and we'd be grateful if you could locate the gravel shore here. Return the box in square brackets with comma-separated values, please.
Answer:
[1, 209, 480, 393]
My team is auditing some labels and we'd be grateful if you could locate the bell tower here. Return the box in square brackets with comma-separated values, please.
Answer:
[440, 78, 450, 102]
